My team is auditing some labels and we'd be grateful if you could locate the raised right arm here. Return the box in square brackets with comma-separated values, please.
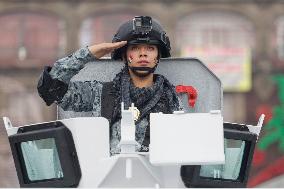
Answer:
[37, 41, 127, 110]
[37, 47, 97, 107]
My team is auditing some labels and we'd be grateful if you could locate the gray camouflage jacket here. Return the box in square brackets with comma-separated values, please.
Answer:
[49, 47, 103, 117]
[38, 47, 149, 154]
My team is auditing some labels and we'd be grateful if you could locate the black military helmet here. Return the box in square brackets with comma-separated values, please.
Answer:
[111, 16, 171, 60]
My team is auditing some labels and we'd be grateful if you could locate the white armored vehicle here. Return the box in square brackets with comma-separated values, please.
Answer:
[3, 58, 263, 188]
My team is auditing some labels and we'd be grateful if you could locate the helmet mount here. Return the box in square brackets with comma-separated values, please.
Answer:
[132, 16, 152, 35]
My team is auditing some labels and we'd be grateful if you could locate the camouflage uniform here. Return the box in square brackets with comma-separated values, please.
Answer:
[48, 47, 103, 117]
[38, 47, 182, 155]
[38, 47, 148, 154]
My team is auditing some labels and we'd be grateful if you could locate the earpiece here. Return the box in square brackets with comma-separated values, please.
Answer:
[154, 58, 159, 64]
[128, 55, 133, 64]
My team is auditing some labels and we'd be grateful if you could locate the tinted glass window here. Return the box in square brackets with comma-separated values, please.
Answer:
[200, 138, 245, 180]
[20, 138, 63, 181]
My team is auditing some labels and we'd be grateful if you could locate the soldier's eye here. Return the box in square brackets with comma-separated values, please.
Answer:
[147, 46, 155, 51]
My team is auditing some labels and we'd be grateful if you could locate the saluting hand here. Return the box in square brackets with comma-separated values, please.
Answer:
[88, 41, 127, 59]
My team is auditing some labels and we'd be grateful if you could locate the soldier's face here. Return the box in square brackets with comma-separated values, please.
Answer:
[126, 44, 159, 69]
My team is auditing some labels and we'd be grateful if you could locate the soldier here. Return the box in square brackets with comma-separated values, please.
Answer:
[37, 16, 182, 155]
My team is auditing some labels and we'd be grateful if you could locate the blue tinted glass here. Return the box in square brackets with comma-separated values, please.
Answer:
[200, 138, 245, 180]
[21, 138, 63, 181]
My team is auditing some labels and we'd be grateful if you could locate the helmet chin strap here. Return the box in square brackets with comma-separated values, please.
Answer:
[128, 65, 157, 77]
[127, 57, 159, 78]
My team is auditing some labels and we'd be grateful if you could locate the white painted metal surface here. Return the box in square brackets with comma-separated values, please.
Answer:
[60, 117, 110, 187]
[3, 117, 19, 136]
[2, 116, 194, 188]
[246, 114, 265, 138]
[119, 103, 140, 153]
[3, 113, 264, 188]
[149, 111, 225, 165]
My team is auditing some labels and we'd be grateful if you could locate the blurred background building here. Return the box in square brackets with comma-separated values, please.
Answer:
[0, 0, 284, 187]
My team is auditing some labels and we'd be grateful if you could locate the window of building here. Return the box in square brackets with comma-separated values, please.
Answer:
[79, 13, 138, 57]
[175, 12, 254, 92]
[276, 16, 284, 61]
[0, 12, 66, 68]
[271, 15, 284, 70]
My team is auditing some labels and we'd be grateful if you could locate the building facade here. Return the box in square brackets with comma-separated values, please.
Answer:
[0, 0, 284, 187]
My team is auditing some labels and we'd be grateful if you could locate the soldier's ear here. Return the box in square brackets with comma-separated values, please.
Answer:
[157, 47, 161, 59]
[155, 49, 161, 64]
